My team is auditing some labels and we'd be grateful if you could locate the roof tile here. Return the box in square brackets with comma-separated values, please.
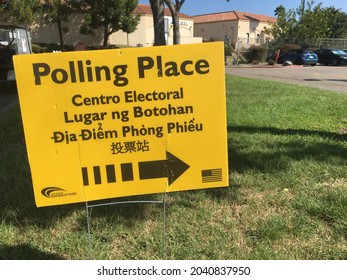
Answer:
[134, 4, 192, 19]
[193, 11, 276, 24]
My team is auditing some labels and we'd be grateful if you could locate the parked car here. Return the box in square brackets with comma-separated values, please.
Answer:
[279, 49, 318, 66]
[275, 50, 286, 64]
[314, 48, 347, 66]
[0, 24, 32, 87]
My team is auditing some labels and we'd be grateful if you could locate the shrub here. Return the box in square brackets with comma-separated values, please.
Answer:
[224, 44, 233, 56]
[278, 44, 301, 53]
[267, 58, 275, 65]
[246, 45, 266, 64]
[31, 44, 44, 53]
[32, 43, 75, 52]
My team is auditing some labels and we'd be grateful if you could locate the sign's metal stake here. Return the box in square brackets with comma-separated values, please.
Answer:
[162, 190, 167, 260]
[85, 201, 93, 260]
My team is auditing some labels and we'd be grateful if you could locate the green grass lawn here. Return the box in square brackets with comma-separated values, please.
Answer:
[0, 75, 346, 260]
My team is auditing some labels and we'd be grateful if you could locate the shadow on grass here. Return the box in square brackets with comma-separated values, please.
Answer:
[229, 125, 347, 142]
[0, 142, 170, 232]
[0, 104, 170, 231]
[0, 244, 64, 260]
[2, 104, 346, 233]
[228, 125, 347, 173]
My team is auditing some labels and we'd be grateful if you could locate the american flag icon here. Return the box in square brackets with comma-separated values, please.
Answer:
[201, 168, 223, 183]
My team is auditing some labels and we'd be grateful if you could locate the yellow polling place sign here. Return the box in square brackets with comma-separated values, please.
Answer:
[14, 42, 228, 207]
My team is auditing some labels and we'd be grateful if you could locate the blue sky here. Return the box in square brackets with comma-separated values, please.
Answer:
[138, 0, 347, 17]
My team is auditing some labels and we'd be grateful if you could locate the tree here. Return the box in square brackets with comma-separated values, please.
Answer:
[42, 0, 76, 52]
[274, 5, 285, 17]
[325, 7, 347, 38]
[163, 0, 185, 45]
[121, 0, 142, 46]
[0, 0, 41, 25]
[268, 5, 296, 40]
[79, 0, 140, 49]
[268, 1, 347, 46]
[297, 3, 332, 44]
[149, 0, 166, 46]
[0, 1, 6, 15]
[299, 0, 306, 19]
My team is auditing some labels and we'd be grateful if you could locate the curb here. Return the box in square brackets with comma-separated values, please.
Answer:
[226, 64, 304, 69]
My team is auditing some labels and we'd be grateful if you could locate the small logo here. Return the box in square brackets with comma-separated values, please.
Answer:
[41, 187, 69, 198]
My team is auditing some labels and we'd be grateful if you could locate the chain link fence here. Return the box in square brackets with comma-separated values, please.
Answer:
[319, 38, 347, 50]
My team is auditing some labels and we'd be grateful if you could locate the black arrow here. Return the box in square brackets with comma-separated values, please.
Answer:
[138, 151, 190, 185]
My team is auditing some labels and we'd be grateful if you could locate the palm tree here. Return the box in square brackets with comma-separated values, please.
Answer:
[274, 5, 285, 17]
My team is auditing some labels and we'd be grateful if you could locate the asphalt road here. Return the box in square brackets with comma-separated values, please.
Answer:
[226, 65, 347, 94]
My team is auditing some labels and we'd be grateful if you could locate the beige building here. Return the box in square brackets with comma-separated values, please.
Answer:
[193, 11, 277, 48]
[30, 4, 202, 48]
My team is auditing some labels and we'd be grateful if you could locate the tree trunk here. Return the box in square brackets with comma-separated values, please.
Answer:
[103, 25, 109, 49]
[57, 17, 65, 51]
[171, 11, 180, 44]
[149, 0, 166, 46]
[164, 0, 185, 45]
[165, 1, 180, 45]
